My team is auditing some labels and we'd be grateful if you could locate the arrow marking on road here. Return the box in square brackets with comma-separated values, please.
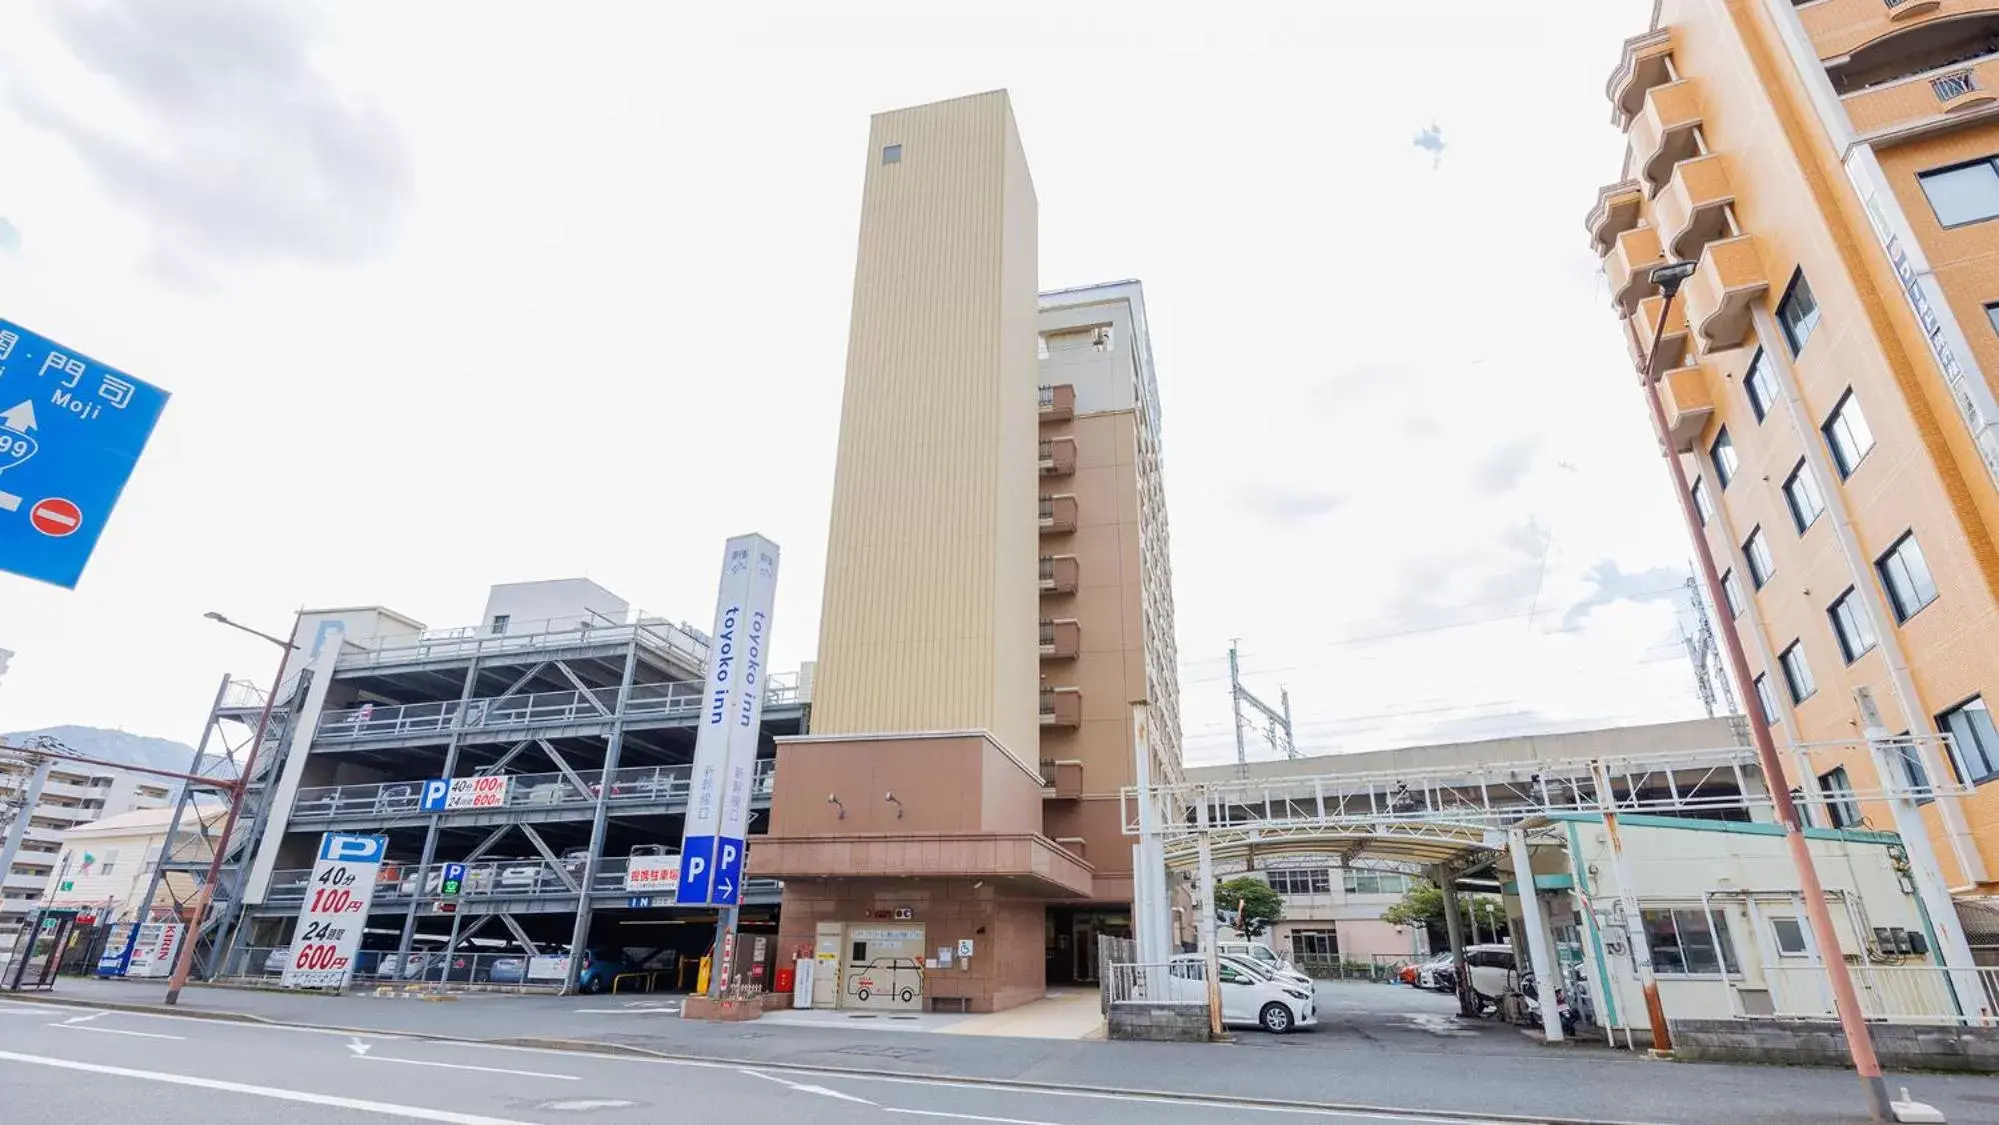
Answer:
[1, 400, 35, 432]
[738, 1068, 876, 1105]
[348, 1038, 372, 1057]
[60, 1012, 104, 1025]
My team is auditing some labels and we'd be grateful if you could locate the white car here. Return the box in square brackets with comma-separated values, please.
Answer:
[1415, 953, 1453, 990]
[1167, 953, 1317, 1033]
[1461, 944, 1516, 1003]
[1217, 942, 1314, 987]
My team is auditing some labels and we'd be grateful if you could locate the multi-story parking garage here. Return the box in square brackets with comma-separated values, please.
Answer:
[146, 578, 808, 991]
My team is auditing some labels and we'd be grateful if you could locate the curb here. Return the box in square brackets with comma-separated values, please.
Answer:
[6, 990, 1673, 1125]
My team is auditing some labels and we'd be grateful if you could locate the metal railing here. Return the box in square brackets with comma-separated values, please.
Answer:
[1037, 385, 1056, 408]
[263, 858, 782, 903]
[315, 676, 800, 741]
[1754, 964, 1999, 1026]
[1037, 498, 1055, 520]
[288, 758, 776, 822]
[1105, 961, 1201, 1006]
[224, 946, 554, 987]
[340, 613, 713, 675]
[1038, 557, 1055, 581]
[1931, 70, 1977, 102]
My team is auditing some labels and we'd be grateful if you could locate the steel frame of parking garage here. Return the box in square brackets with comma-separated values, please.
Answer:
[143, 619, 803, 993]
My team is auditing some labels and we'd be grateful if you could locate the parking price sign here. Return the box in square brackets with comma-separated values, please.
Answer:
[282, 833, 388, 990]
[0, 319, 169, 589]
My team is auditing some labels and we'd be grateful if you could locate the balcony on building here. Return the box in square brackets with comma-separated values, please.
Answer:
[1606, 225, 1665, 314]
[1684, 235, 1769, 355]
[1039, 687, 1081, 728]
[1038, 436, 1076, 476]
[1586, 180, 1646, 256]
[1038, 554, 1079, 594]
[1037, 383, 1075, 421]
[1656, 152, 1734, 261]
[1038, 494, 1077, 534]
[1038, 618, 1080, 660]
[1833, 15, 1999, 137]
[1631, 292, 1691, 378]
[1660, 363, 1715, 452]
[1606, 28, 1674, 128]
[1629, 79, 1703, 194]
[1801, 0, 1950, 64]
[1040, 759, 1083, 799]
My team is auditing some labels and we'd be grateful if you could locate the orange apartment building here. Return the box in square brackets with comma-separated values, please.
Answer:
[752, 91, 1185, 1012]
[1586, 0, 1999, 905]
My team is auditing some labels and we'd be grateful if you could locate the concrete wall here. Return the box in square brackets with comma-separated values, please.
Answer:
[776, 877, 1046, 1013]
[1108, 1001, 1210, 1042]
[1672, 1017, 1999, 1073]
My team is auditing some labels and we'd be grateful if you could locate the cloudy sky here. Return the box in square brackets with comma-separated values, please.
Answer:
[0, 0, 1714, 766]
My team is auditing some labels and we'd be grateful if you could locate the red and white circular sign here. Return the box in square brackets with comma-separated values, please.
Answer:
[29, 497, 82, 538]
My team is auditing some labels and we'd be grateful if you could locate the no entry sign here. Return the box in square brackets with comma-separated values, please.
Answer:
[29, 497, 80, 537]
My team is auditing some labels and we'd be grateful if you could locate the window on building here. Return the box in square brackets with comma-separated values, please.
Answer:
[1783, 462, 1824, 534]
[1780, 640, 1817, 704]
[1828, 588, 1878, 664]
[489, 615, 510, 636]
[1342, 869, 1411, 895]
[97, 849, 118, 877]
[881, 143, 902, 164]
[1692, 477, 1715, 526]
[1819, 766, 1862, 828]
[1721, 569, 1745, 619]
[1745, 349, 1777, 422]
[1642, 907, 1738, 975]
[1745, 526, 1775, 589]
[1939, 697, 1999, 783]
[1919, 157, 1999, 227]
[1987, 302, 1999, 340]
[1267, 868, 1332, 896]
[1754, 673, 1781, 725]
[1778, 271, 1822, 356]
[1822, 390, 1875, 478]
[1770, 917, 1809, 957]
[1877, 533, 1940, 622]
[1290, 931, 1339, 963]
[1711, 428, 1739, 488]
[1894, 737, 1934, 795]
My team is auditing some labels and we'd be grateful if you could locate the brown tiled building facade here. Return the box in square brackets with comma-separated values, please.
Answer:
[752, 91, 1184, 1012]
[1588, 1, 1999, 894]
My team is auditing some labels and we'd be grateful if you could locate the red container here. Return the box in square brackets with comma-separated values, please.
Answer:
[774, 966, 796, 993]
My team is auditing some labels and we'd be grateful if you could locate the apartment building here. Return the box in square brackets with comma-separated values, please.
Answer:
[154, 580, 808, 987]
[41, 805, 212, 923]
[755, 91, 1185, 1012]
[1586, 0, 1999, 897]
[0, 761, 172, 936]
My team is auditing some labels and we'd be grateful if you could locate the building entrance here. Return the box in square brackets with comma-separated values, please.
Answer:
[1046, 906, 1130, 985]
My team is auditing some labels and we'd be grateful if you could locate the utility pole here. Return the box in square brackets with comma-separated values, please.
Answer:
[1228, 640, 1297, 779]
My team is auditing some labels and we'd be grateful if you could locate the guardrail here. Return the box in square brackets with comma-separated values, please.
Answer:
[263, 858, 781, 904]
[1755, 964, 1999, 1026]
[339, 614, 716, 674]
[1105, 961, 1197, 1005]
[288, 758, 777, 822]
[224, 945, 556, 988]
[315, 678, 802, 741]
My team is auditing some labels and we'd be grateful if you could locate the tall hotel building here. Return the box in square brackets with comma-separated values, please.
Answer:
[1585, 0, 1999, 901]
[754, 90, 1185, 1012]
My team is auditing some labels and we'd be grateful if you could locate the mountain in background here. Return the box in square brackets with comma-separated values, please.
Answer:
[3, 725, 198, 777]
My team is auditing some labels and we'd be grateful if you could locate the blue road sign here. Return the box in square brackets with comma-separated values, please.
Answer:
[711, 836, 744, 907]
[420, 779, 450, 812]
[0, 319, 167, 589]
[627, 896, 655, 909]
[440, 863, 466, 896]
[677, 837, 715, 905]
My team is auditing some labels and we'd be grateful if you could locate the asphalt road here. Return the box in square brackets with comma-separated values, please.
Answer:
[0, 996, 1583, 1125]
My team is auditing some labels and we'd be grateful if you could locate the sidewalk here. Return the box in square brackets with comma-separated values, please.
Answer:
[10, 976, 1999, 1125]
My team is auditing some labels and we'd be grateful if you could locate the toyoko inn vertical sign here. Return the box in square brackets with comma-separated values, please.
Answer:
[678, 534, 780, 906]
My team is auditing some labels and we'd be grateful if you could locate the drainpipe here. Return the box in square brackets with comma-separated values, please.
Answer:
[1747, 302, 1986, 886]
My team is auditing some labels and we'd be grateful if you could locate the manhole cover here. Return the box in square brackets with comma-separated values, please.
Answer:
[831, 1043, 926, 1060]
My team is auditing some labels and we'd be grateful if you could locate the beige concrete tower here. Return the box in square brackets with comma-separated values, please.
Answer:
[811, 89, 1041, 765]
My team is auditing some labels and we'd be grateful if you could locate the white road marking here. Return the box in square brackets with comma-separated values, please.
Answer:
[51, 1023, 183, 1040]
[570, 1006, 677, 1014]
[348, 1038, 373, 1057]
[541, 1099, 637, 1111]
[884, 1109, 1060, 1125]
[359, 1056, 579, 1081]
[0, 1049, 539, 1125]
[61, 1012, 106, 1025]
[738, 1067, 877, 1105]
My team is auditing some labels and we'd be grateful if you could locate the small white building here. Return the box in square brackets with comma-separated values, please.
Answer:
[0, 761, 175, 937]
[42, 805, 218, 923]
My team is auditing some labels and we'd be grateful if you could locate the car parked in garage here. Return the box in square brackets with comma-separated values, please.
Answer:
[1461, 944, 1516, 1003]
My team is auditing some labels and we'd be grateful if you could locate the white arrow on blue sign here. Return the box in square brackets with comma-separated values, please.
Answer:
[0, 318, 169, 589]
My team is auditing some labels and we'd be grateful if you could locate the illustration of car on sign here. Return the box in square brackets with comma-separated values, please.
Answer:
[846, 956, 923, 1003]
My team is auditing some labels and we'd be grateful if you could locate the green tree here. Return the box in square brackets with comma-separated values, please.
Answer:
[1381, 879, 1508, 943]
[1216, 876, 1285, 937]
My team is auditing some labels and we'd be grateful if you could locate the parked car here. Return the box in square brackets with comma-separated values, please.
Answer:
[1217, 942, 1313, 987]
[1461, 944, 1516, 1003]
[487, 956, 528, 985]
[1166, 953, 1316, 1034]
[576, 947, 635, 994]
[263, 947, 291, 974]
[1397, 960, 1423, 986]
[1411, 953, 1450, 989]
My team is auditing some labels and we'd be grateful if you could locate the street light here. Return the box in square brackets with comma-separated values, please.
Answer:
[162, 611, 297, 1006]
[1631, 260, 1897, 1121]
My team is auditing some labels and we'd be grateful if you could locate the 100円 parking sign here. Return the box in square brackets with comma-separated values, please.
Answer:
[282, 833, 389, 990]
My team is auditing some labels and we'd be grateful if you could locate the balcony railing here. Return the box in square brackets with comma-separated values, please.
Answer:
[1605, 225, 1664, 314]
[1605, 28, 1674, 127]
[1037, 383, 1075, 420]
[1656, 152, 1733, 262]
[1630, 292, 1690, 378]
[1039, 687, 1081, 728]
[315, 675, 801, 742]
[340, 614, 715, 675]
[1684, 234, 1768, 356]
[288, 758, 777, 822]
[263, 857, 782, 904]
[1038, 554, 1079, 594]
[1660, 364, 1715, 453]
[1038, 436, 1076, 476]
[1844, 54, 1999, 135]
[1038, 494, 1077, 534]
[1629, 78, 1702, 193]
[1039, 619, 1080, 660]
